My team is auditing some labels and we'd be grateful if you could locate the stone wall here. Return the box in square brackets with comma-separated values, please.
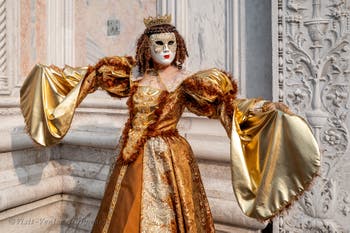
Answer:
[0, 0, 268, 232]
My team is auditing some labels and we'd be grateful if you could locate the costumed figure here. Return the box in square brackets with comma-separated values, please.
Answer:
[20, 15, 320, 233]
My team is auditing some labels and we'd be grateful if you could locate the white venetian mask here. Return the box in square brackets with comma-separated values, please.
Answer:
[149, 32, 177, 67]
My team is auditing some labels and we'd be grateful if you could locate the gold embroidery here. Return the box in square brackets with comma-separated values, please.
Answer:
[121, 86, 161, 160]
[140, 137, 175, 233]
[143, 15, 172, 28]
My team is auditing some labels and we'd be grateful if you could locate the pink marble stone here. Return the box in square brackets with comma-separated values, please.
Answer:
[20, 0, 47, 79]
[74, 0, 157, 66]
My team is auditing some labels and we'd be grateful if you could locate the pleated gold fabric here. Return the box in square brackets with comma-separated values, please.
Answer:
[20, 60, 320, 231]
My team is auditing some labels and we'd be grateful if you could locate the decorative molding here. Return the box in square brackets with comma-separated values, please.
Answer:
[11, 0, 20, 88]
[0, 194, 264, 232]
[47, 0, 75, 66]
[272, 0, 285, 102]
[230, 0, 246, 97]
[0, 0, 20, 94]
[272, 0, 350, 232]
[0, 0, 8, 94]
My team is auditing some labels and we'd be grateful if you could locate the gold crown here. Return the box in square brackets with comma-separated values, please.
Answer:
[143, 15, 172, 28]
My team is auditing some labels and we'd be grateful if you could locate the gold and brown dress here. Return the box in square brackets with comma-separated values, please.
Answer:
[20, 56, 320, 233]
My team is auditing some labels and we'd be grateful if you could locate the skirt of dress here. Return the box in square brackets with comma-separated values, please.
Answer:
[91, 134, 215, 233]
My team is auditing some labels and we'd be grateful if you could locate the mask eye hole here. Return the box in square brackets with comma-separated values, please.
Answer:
[155, 41, 164, 45]
[168, 41, 175, 45]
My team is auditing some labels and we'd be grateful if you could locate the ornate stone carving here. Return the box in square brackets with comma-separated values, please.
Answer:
[0, 0, 8, 94]
[273, 0, 350, 232]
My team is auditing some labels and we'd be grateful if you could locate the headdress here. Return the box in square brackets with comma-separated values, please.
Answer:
[143, 15, 172, 28]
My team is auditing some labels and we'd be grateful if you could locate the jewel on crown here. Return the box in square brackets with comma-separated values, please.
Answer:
[143, 15, 172, 28]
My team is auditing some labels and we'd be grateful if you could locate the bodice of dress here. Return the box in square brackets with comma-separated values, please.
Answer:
[121, 83, 187, 161]
[118, 67, 237, 163]
[144, 87, 186, 134]
[132, 67, 191, 133]
[132, 86, 161, 130]
[123, 86, 163, 157]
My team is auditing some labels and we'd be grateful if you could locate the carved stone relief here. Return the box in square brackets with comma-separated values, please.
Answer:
[0, 0, 20, 95]
[0, 0, 8, 94]
[273, 0, 350, 232]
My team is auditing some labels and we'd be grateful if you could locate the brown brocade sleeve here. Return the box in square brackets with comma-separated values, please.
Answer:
[182, 68, 238, 136]
[86, 56, 136, 98]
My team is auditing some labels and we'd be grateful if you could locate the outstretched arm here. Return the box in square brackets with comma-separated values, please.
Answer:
[20, 56, 135, 146]
[182, 69, 320, 221]
[80, 56, 135, 101]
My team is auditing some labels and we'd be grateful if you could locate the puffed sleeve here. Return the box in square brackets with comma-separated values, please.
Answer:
[182, 69, 320, 221]
[20, 56, 135, 146]
[93, 56, 135, 97]
[181, 68, 237, 136]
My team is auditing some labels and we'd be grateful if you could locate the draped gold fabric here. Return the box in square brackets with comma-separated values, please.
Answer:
[230, 99, 320, 220]
[20, 56, 133, 146]
[20, 60, 320, 231]
[20, 64, 88, 146]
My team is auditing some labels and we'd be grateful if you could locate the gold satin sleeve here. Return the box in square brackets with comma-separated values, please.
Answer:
[20, 56, 135, 146]
[230, 99, 320, 220]
[20, 64, 91, 146]
[182, 70, 320, 220]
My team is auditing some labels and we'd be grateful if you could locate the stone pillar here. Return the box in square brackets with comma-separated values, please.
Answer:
[272, 0, 350, 231]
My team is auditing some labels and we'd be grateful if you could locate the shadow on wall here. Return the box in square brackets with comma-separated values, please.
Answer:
[3, 128, 115, 233]
[10, 145, 58, 186]
[6, 126, 58, 189]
